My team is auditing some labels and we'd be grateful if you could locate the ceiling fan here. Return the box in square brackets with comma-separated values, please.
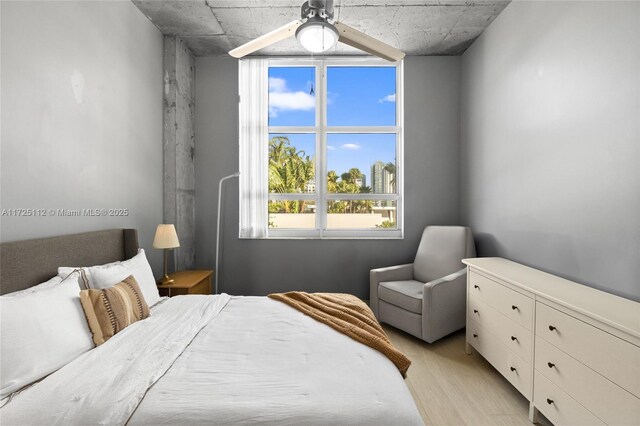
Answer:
[228, 0, 405, 62]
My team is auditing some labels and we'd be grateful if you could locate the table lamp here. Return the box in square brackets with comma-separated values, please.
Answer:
[153, 224, 180, 285]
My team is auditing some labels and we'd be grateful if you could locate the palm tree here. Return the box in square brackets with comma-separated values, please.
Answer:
[348, 168, 363, 183]
[327, 170, 338, 193]
[326, 168, 373, 213]
[269, 136, 314, 213]
[384, 162, 395, 175]
[384, 162, 396, 193]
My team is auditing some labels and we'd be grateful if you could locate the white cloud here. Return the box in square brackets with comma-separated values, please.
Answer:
[327, 91, 338, 105]
[268, 77, 315, 118]
[269, 77, 287, 92]
[269, 92, 315, 112]
[378, 93, 396, 103]
[327, 145, 336, 151]
[340, 143, 361, 150]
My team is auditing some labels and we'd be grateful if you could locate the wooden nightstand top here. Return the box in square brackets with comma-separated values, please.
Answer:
[157, 270, 213, 289]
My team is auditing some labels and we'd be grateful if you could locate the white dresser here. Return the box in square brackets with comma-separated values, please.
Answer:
[463, 257, 640, 425]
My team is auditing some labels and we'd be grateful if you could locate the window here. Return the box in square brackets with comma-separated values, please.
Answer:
[240, 58, 403, 239]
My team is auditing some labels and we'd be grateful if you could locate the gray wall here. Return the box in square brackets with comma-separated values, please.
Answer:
[1, 1, 165, 275]
[195, 56, 462, 298]
[460, 1, 640, 300]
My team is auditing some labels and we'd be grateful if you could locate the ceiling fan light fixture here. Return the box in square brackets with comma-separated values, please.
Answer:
[295, 20, 338, 53]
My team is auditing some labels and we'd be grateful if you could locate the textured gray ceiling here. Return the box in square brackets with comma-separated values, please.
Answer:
[132, 0, 511, 57]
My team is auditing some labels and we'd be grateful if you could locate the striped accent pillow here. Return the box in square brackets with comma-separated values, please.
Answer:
[79, 275, 150, 346]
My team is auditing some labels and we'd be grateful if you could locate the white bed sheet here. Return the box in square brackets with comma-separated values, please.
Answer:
[0, 295, 231, 425]
[130, 296, 422, 426]
[1, 295, 423, 426]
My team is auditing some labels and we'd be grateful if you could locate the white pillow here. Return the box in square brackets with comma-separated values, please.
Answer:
[0, 273, 94, 399]
[2, 275, 63, 298]
[58, 249, 160, 307]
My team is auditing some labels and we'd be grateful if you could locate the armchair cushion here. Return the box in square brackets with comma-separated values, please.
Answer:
[378, 280, 424, 314]
[369, 264, 413, 318]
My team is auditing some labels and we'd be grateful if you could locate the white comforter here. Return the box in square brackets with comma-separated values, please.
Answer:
[1, 295, 423, 426]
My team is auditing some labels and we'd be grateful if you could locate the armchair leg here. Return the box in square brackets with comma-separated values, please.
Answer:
[465, 341, 472, 355]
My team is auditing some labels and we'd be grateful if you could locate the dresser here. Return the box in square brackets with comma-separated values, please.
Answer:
[463, 258, 640, 425]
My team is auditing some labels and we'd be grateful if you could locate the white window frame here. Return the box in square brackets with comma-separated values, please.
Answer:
[267, 57, 404, 239]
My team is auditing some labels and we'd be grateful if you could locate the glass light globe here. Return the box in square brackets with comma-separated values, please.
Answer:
[296, 22, 339, 53]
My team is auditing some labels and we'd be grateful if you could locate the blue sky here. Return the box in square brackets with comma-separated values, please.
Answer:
[268, 66, 397, 185]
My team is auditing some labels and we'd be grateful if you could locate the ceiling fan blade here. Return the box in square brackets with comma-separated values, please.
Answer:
[229, 20, 302, 58]
[334, 22, 405, 62]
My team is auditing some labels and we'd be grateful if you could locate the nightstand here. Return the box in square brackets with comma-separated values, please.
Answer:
[157, 270, 213, 297]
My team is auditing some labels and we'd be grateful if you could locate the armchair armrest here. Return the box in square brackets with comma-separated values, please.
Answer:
[369, 263, 413, 318]
[421, 267, 468, 343]
[371, 263, 414, 282]
[424, 268, 467, 288]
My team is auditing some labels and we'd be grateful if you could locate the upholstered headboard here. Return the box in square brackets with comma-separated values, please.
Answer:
[0, 229, 139, 295]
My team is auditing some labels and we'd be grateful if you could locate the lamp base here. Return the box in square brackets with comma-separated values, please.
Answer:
[160, 274, 174, 285]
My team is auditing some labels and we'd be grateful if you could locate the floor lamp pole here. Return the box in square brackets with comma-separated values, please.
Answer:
[215, 172, 240, 294]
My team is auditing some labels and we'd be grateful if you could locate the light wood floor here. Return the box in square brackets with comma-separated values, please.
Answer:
[385, 326, 552, 426]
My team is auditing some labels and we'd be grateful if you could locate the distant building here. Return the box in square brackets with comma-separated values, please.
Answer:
[383, 170, 394, 194]
[371, 161, 394, 194]
[306, 180, 315, 193]
[371, 161, 385, 194]
[355, 177, 365, 188]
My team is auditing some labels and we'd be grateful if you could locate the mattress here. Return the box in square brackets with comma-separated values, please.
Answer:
[0, 295, 423, 425]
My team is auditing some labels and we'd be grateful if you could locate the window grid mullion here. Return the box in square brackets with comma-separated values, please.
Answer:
[396, 60, 404, 236]
[269, 126, 317, 133]
[270, 127, 399, 133]
[269, 194, 318, 201]
[318, 61, 328, 237]
[325, 126, 400, 133]
[326, 194, 398, 201]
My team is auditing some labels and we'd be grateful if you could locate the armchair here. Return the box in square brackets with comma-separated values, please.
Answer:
[370, 226, 476, 343]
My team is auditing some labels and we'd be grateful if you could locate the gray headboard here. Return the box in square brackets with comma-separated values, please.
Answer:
[0, 229, 139, 295]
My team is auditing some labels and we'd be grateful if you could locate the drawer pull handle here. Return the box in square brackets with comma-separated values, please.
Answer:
[548, 325, 557, 331]
[473, 333, 478, 338]
[546, 398, 554, 405]
[511, 305, 519, 311]
[474, 285, 479, 289]
[510, 366, 516, 372]
[547, 362, 555, 368]
[511, 336, 518, 341]
[473, 309, 479, 314]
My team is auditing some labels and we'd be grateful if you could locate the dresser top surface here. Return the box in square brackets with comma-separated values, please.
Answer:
[463, 257, 640, 339]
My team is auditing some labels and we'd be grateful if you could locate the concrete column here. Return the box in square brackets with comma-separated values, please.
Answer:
[163, 36, 195, 270]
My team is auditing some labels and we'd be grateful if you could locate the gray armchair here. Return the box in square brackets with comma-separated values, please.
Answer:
[370, 226, 476, 343]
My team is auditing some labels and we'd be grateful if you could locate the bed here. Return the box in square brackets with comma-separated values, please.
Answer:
[0, 229, 423, 425]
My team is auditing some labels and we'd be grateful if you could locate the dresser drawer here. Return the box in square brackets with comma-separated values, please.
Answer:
[469, 272, 533, 330]
[534, 371, 604, 426]
[468, 318, 532, 399]
[468, 295, 532, 363]
[535, 336, 640, 425]
[536, 301, 640, 398]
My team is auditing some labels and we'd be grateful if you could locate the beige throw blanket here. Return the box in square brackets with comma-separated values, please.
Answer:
[268, 292, 411, 377]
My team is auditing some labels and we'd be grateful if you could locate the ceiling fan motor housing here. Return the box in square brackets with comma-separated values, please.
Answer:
[301, 0, 335, 21]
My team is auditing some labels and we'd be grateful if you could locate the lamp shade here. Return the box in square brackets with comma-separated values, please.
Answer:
[153, 224, 180, 249]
